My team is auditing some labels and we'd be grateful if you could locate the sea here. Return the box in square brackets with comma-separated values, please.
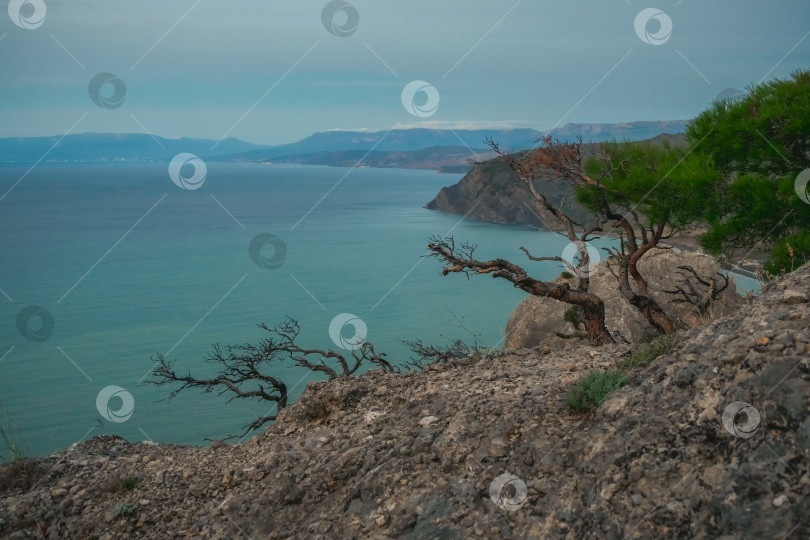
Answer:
[0, 162, 763, 458]
[0, 162, 608, 458]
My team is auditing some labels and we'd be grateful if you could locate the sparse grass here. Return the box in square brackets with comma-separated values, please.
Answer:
[110, 474, 140, 493]
[565, 335, 676, 412]
[620, 336, 674, 371]
[1, 408, 27, 462]
[565, 371, 628, 412]
[112, 502, 139, 519]
[0, 407, 44, 495]
[0, 458, 44, 494]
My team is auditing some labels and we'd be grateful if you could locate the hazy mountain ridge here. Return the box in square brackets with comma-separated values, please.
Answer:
[0, 121, 688, 167]
[261, 128, 542, 155]
[0, 133, 268, 163]
[546, 119, 689, 142]
[253, 146, 496, 174]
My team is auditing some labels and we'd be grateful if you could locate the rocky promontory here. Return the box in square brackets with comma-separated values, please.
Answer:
[425, 133, 687, 229]
[1, 265, 809, 539]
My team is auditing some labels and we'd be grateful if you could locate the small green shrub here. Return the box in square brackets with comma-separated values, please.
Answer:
[112, 502, 139, 519]
[475, 346, 508, 358]
[620, 336, 674, 370]
[560, 271, 574, 279]
[565, 371, 627, 412]
[563, 308, 581, 327]
[111, 475, 140, 493]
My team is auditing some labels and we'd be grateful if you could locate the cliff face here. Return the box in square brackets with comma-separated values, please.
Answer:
[2, 265, 808, 539]
[425, 156, 592, 228]
[426, 133, 687, 228]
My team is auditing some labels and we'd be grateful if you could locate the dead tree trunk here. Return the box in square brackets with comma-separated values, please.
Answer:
[663, 265, 730, 316]
[428, 237, 614, 345]
[605, 241, 675, 335]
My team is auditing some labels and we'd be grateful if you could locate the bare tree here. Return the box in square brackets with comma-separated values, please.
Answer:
[496, 135, 675, 334]
[663, 265, 730, 316]
[402, 338, 472, 370]
[427, 136, 619, 345]
[428, 237, 614, 345]
[146, 318, 394, 439]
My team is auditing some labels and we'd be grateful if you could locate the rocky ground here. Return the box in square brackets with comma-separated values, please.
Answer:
[1, 266, 809, 539]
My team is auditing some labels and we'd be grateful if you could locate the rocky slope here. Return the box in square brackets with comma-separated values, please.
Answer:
[1, 266, 808, 539]
[426, 133, 687, 228]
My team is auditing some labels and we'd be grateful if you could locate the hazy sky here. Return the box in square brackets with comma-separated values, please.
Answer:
[1, 0, 809, 145]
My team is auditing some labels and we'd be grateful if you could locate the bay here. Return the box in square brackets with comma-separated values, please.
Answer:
[0, 163, 607, 457]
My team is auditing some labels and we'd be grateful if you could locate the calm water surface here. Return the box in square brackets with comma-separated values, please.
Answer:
[0, 163, 596, 457]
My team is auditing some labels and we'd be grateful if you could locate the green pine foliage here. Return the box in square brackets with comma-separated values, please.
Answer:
[764, 231, 810, 276]
[687, 69, 810, 276]
[581, 141, 722, 235]
[688, 70, 810, 176]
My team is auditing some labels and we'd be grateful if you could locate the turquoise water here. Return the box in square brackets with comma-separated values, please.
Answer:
[0, 163, 593, 458]
[720, 270, 762, 296]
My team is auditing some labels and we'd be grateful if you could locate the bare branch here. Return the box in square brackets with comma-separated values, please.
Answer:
[662, 266, 731, 315]
[428, 235, 613, 345]
[402, 339, 472, 371]
[145, 318, 395, 438]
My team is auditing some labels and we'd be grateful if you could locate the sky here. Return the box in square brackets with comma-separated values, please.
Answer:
[0, 0, 809, 145]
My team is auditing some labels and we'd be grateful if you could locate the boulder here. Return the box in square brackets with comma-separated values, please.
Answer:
[505, 249, 746, 348]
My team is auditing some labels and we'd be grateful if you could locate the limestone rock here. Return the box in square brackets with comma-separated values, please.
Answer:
[505, 249, 745, 348]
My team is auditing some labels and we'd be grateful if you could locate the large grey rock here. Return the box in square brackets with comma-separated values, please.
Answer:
[505, 249, 745, 348]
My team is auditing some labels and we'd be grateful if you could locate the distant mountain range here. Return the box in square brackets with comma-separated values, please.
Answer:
[0, 121, 689, 173]
[0, 133, 266, 164]
[254, 146, 497, 174]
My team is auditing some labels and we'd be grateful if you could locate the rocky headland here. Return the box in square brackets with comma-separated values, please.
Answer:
[425, 133, 687, 229]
